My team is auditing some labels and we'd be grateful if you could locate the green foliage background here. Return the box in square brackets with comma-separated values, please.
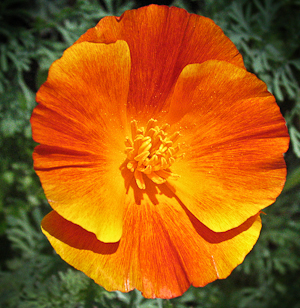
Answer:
[1, 0, 300, 307]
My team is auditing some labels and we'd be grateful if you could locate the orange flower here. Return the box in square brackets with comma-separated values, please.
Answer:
[31, 5, 289, 299]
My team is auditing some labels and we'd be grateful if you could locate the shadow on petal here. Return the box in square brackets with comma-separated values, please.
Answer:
[42, 211, 119, 254]
[121, 163, 177, 205]
[183, 204, 260, 244]
[159, 181, 260, 244]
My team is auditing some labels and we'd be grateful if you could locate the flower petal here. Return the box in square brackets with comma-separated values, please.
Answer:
[42, 182, 262, 299]
[165, 60, 289, 232]
[76, 5, 245, 120]
[32, 40, 131, 150]
[31, 40, 132, 242]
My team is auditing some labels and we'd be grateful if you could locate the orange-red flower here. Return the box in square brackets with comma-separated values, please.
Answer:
[31, 5, 289, 299]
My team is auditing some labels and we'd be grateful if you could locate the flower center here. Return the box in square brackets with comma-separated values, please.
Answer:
[125, 119, 184, 190]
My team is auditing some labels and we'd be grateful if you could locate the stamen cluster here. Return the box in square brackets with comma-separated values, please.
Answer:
[125, 119, 184, 189]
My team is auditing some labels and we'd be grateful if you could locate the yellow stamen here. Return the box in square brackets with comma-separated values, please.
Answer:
[125, 119, 184, 189]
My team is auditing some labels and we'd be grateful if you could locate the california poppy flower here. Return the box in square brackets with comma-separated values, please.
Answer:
[31, 5, 289, 299]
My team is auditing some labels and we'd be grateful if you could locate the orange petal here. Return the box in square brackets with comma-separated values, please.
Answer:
[165, 60, 289, 232]
[76, 5, 245, 120]
[31, 40, 132, 242]
[42, 182, 262, 299]
[32, 40, 131, 150]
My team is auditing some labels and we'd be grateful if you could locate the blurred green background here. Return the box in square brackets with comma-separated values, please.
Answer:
[0, 0, 300, 307]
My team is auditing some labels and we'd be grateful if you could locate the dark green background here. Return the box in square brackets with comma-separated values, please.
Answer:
[1, 0, 300, 307]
